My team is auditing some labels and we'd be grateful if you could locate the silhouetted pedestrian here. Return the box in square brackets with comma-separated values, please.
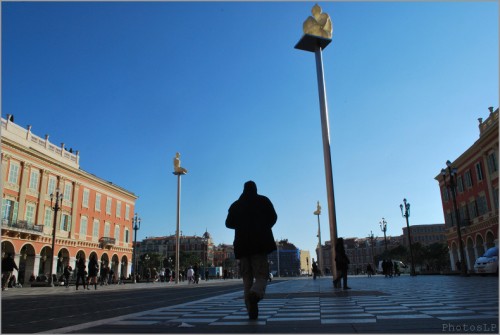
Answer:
[1, 253, 18, 291]
[87, 255, 99, 290]
[312, 260, 319, 280]
[333, 238, 351, 290]
[75, 256, 87, 290]
[226, 181, 277, 320]
[367, 264, 373, 278]
[63, 263, 72, 287]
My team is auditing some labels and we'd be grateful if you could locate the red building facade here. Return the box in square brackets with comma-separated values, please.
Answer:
[1, 116, 137, 285]
[436, 107, 498, 271]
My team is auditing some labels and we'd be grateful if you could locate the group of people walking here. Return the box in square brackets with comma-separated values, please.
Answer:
[66, 255, 118, 290]
[381, 259, 401, 277]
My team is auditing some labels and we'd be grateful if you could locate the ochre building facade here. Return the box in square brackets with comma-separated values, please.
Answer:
[1, 115, 137, 284]
[436, 107, 499, 271]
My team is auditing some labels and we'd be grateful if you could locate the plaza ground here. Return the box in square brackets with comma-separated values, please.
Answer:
[2, 275, 498, 333]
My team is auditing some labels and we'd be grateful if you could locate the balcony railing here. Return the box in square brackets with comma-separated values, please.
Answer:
[99, 237, 116, 248]
[1, 219, 44, 234]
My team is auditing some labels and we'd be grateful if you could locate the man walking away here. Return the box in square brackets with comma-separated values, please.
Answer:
[226, 181, 278, 320]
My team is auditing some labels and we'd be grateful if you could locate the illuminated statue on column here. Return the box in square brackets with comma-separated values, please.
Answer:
[302, 4, 333, 39]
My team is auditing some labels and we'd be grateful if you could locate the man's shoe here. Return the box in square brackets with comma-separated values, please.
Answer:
[343, 286, 352, 290]
[247, 292, 259, 320]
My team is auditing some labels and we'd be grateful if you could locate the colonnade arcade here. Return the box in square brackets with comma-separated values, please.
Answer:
[1, 241, 130, 285]
[448, 230, 497, 271]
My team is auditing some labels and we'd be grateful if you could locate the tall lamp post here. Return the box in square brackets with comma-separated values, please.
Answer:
[48, 188, 63, 287]
[173, 152, 187, 284]
[400, 199, 416, 276]
[379, 218, 388, 253]
[295, 4, 339, 281]
[313, 201, 323, 275]
[441, 160, 468, 276]
[132, 213, 141, 283]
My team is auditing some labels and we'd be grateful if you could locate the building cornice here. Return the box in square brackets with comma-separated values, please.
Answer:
[2, 136, 137, 200]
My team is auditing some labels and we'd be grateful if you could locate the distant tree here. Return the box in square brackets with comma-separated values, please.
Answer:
[410, 242, 426, 267]
[388, 245, 408, 262]
[423, 243, 449, 271]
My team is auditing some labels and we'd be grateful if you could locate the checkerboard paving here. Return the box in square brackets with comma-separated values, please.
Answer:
[106, 276, 499, 328]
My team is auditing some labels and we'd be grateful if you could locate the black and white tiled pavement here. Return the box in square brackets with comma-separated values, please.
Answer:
[104, 276, 498, 328]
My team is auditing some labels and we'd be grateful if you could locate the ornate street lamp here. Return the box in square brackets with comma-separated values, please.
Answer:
[400, 199, 416, 276]
[48, 188, 63, 287]
[379, 218, 388, 252]
[132, 213, 141, 283]
[313, 201, 322, 275]
[441, 160, 468, 276]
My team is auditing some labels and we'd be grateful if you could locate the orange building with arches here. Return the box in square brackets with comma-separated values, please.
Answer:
[1, 115, 137, 285]
[436, 107, 498, 272]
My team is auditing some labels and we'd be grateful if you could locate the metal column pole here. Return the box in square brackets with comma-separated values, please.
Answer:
[314, 46, 338, 279]
[316, 213, 322, 274]
[175, 173, 181, 284]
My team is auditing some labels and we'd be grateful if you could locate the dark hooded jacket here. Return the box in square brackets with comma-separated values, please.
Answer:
[225, 181, 277, 259]
[335, 238, 350, 271]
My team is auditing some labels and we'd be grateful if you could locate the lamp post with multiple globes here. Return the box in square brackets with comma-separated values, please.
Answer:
[47, 188, 63, 287]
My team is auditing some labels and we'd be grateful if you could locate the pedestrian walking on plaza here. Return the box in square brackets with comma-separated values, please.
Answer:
[87, 255, 99, 290]
[99, 265, 107, 286]
[1, 253, 19, 291]
[226, 180, 278, 320]
[193, 263, 200, 284]
[333, 238, 351, 290]
[75, 256, 87, 290]
[366, 264, 373, 278]
[187, 266, 194, 284]
[108, 267, 115, 284]
[394, 261, 400, 276]
[388, 260, 394, 277]
[382, 259, 388, 277]
[160, 268, 165, 282]
[165, 268, 171, 282]
[63, 263, 72, 287]
[312, 259, 319, 280]
[205, 269, 209, 281]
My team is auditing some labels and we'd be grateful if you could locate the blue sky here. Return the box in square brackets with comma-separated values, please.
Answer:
[2, 1, 498, 256]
